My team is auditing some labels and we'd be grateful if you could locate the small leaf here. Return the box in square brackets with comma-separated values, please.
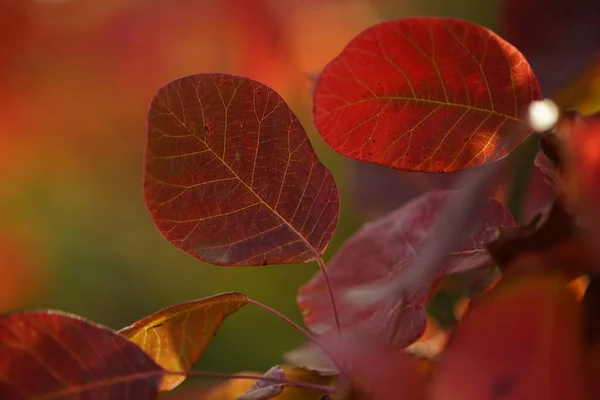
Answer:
[0, 310, 163, 400]
[120, 292, 248, 391]
[200, 366, 333, 400]
[431, 272, 586, 400]
[144, 73, 339, 266]
[313, 17, 540, 172]
[238, 366, 285, 400]
[298, 190, 514, 346]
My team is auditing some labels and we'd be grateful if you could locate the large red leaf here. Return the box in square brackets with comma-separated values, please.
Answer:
[431, 273, 586, 400]
[313, 17, 541, 172]
[0, 311, 163, 400]
[297, 190, 515, 346]
[120, 292, 248, 391]
[144, 73, 339, 266]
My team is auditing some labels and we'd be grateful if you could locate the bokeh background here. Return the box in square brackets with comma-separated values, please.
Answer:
[2, 0, 596, 395]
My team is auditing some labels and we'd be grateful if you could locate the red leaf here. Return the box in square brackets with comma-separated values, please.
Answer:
[120, 293, 248, 391]
[144, 73, 339, 266]
[431, 273, 586, 400]
[564, 112, 600, 232]
[298, 190, 514, 346]
[0, 311, 163, 400]
[313, 17, 540, 172]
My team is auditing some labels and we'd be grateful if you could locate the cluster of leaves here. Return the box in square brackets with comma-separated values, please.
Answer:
[2, 14, 600, 400]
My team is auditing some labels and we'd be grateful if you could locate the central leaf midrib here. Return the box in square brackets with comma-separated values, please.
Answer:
[331, 95, 523, 123]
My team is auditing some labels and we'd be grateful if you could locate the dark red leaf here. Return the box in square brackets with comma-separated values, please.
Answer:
[349, 160, 462, 222]
[0, 311, 163, 400]
[120, 293, 248, 391]
[313, 17, 540, 172]
[298, 190, 514, 347]
[144, 73, 339, 266]
[487, 201, 577, 269]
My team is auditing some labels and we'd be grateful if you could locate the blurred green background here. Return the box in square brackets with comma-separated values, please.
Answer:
[0, 0, 505, 388]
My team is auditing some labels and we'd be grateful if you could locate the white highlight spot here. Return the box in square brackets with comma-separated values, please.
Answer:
[528, 99, 560, 132]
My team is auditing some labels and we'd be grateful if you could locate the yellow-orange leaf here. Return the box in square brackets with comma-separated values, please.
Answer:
[119, 292, 248, 391]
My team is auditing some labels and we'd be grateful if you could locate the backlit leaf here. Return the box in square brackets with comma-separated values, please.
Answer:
[144, 73, 339, 265]
[120, 292, 248, 391]
[297, 190, 514, 346]
[313, 17, 540, 172]
[431, 272, 586, 400]
[0, 310, 163, 400]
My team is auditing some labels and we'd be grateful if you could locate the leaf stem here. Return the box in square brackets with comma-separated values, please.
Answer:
[164, 369, 335, 394]
[246, 298, 319, 343]
[246, 297, 344, 375]
[316, 256, 342, 336]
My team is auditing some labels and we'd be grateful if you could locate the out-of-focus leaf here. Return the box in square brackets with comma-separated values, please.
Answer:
[563, 112, 600, 234]
[501, 0, 600, 105]
[144, 73, 339, 266]
[313, 17, 540, 172]
[0, 310, 163, 400]
[120, 292, 248, 391]
[238, 366, 285, 400]
[349, 160, 462, 222]
[298, 190, 515, 346]
[284, 342, 339, 376]
[431, 272, 586, 400]
[199, 366, 334, 400]
[317, 333, 431, 400]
